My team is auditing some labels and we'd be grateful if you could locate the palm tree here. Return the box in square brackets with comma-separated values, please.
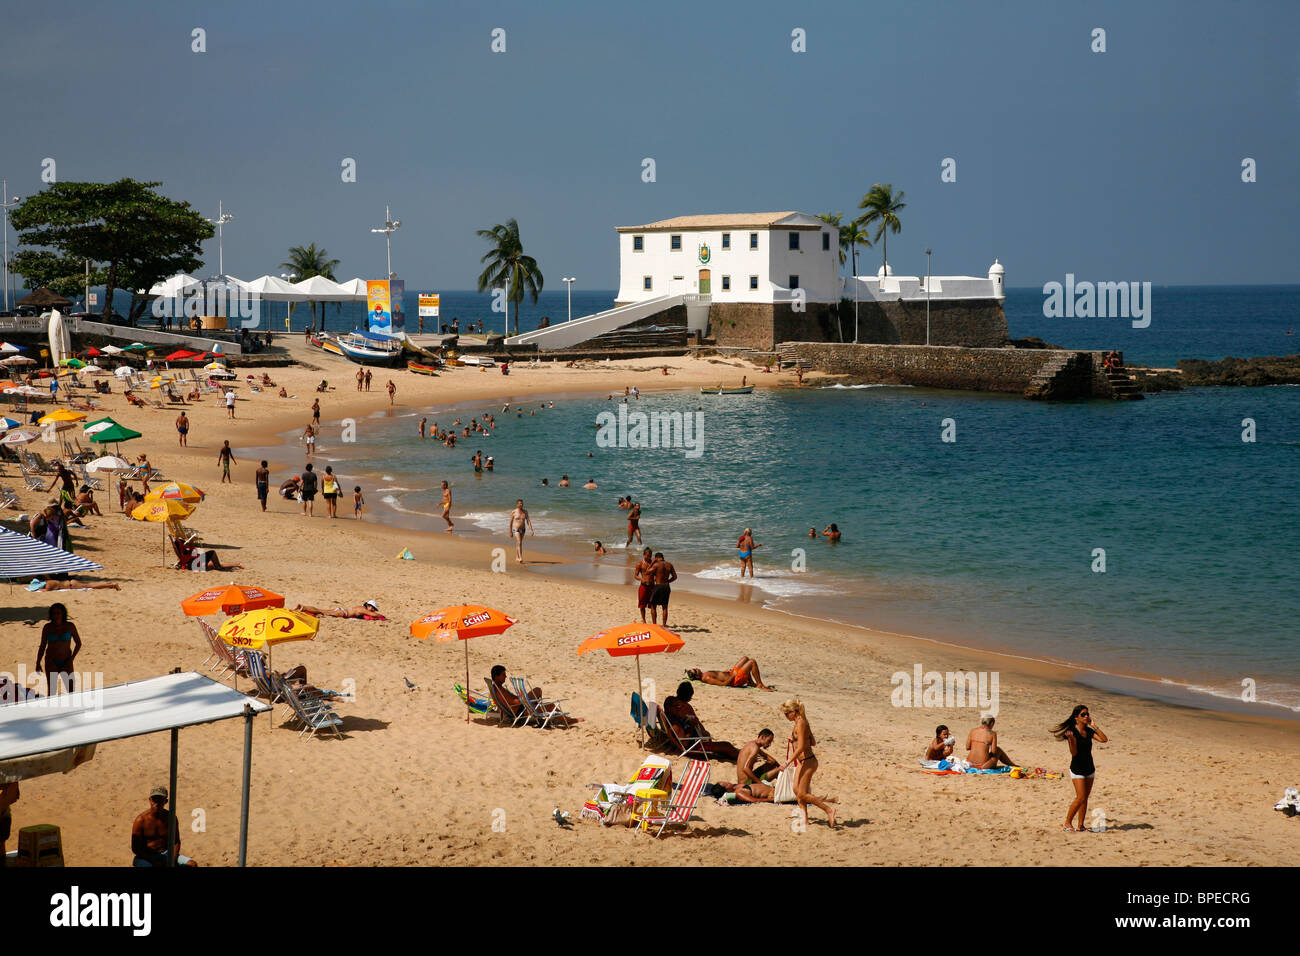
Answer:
[279, 242, 339, 331]
[476, 219, 543, 336]
[843, 218, 872, 278]
[817, 212, 847, 267]
[857, 184, 905, 275]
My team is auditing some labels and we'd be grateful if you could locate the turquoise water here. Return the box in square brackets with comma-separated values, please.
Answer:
[310, 375, 1299, 714]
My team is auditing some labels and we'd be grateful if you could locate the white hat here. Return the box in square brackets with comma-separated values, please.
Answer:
[363, 600, 378, 611]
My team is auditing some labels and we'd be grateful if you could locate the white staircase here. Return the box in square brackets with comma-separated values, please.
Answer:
[505, 294, 690, 351]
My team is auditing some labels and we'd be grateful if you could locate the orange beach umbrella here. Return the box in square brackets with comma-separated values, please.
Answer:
[411, 604, 518, 721]
[578, 623, 685, 744]
[181, 583, 285, 617]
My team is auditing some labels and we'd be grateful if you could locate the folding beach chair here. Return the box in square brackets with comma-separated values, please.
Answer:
[74, 462, 102, 491]
[639, 759, 710, 838]
[484, 678, 529, 728]
[244, 649, 285, 707]
[0, 487, 18, 510]
[654, 705, 710, 760]
[277, 674, 344, 740]
[509, 676, 572, 729]
[19, 466, 44, 491]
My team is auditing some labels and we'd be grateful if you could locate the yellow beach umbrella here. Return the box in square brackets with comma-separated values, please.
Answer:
[218, 608, 319, 652]
[38, 408, 87, 425]
[131, 498, 195, 522]
[144, 481, 205, 504]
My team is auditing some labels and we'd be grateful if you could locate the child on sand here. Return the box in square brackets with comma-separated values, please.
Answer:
[353, 486, 365, 520]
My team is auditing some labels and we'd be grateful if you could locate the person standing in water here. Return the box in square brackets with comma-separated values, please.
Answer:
[1052, 704, 1109, 833]
[508, 499, 533, 563]
[625, 501, 642, 547]
[439, 481, 454, 531]
[737, 528, 762, 578]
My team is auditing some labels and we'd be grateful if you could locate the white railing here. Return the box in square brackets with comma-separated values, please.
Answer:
[505, 294, 687, 351]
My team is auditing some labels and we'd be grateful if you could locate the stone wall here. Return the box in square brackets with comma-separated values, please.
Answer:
[847, 299, 1010, 348]
[709, 302, 838, 350]
[787, 342, 1114, 396]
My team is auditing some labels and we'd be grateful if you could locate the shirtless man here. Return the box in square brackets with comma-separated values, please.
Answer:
[648, 551, 677, 625]
[966, 716, 1016, 769]
[736, 729, 779, 785]
[131, 786, 196, 867]
[662, 683, 739, 761]
[292, 601, 381, 619]
[633, 547, 654, 622]
[925, 724, 957, 761]
[686, 656, 772, 691]
[582, 478, 597, 490]
[625, 501, 642, 547]
[508, 499, 533, 563]
[440, 481, 454, 530]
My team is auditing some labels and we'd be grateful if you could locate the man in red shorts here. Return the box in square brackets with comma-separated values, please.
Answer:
[633, 547, 653, 622]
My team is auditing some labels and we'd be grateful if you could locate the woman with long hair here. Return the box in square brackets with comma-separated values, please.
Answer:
[1050, 704, 1109, 832]
[776, 699, 836, 829]
[36, 603, 82, 695]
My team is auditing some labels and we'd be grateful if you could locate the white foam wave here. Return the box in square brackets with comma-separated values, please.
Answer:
[820, 383, 914, 389]
[692, 562, 837, 598]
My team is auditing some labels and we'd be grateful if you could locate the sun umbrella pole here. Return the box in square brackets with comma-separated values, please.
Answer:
[636, 654, 644, 748]
[464, 639, 471, 723]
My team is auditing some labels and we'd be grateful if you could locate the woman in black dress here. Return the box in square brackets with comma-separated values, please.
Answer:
[1051, 704, 1109, 832]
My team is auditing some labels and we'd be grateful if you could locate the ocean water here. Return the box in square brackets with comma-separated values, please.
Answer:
[298, 287, 1300, 714]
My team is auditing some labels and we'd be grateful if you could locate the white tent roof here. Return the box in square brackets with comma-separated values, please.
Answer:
[292, 275, 361, 301]
[146, 273, 199, 297]
[242, 275, 302, 302]
[335, 278, 369, 296]
[0, 672, 271, 762]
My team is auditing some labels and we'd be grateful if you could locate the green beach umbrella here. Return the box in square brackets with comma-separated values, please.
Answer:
[88, 422, 142, 457]
[59, 358, 86, 369]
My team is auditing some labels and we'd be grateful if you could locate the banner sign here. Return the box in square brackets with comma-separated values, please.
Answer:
[389, 279, 405, 334]
[418, 293, 440, 318]
[366, 280, 392, 334]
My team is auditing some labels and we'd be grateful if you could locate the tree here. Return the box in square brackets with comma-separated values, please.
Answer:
[843, 218, 872, 278]
[857, 183, 905, 275]
[475, 219, 543, 336]
[279, 243, 339, 332]
[10, 180, 211, 322]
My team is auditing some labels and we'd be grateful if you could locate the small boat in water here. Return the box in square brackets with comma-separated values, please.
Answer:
[699, 386, 754, 395]
[336, 330, 404, 365]
[407, 360, 441, 375]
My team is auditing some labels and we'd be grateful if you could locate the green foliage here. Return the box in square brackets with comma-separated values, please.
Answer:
[10, 179, 211, 319]
[475, 219, 543, 336]
[858, 183, 905, 274]
[279, 243, 340, 330]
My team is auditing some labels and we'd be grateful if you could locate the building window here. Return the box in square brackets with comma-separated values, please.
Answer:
[822, 232, 830, 251]
[749, 275, 758, 290]
[721, 275, 730, 291]
[789, 232, 800, 251]
[643, 276, 653, 291]
[749, 232, 759, 250]
[721, 232, 731, 250]
[633, 235, 644, 252]
[789, 275, 800, 289]
[670, 234, 682, 251]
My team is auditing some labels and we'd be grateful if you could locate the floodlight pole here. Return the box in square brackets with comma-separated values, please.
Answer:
[563, 277, 575, 322]
[239, 703, 253, 867]
[206, 201, 234, 276]
[1, 181, 22, 313]
[925, 248, 932, 346]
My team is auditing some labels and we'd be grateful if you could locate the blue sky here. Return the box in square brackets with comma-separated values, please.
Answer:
[2, 0, 1296, 289]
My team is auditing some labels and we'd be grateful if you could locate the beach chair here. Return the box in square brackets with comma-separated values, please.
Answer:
[0, 487, 18, 510]
[484, 678, 530, 728]
[244, 649, 285, 706]
[654, 706, 711, 760]
[19, 466, 44, 492]
[639, 759, 710, 838]
[509, 676, 572, 729]
[74, 462, 102, 491]
[276, 674, 344, 740]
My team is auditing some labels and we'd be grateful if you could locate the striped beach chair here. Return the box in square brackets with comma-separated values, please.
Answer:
[509, 676, 571, 729]
[640, 759, 710, 838]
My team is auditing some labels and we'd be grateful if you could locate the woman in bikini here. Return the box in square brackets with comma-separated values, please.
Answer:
[686, 656, 773, 690]
[1051, 704, 1108, 832]
[737, 528, 762, 579]
[36, 603, 82, 695]
[776, 699, 836, 828]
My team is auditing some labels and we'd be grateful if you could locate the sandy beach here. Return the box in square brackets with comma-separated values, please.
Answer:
[1, 340, 1295, 867]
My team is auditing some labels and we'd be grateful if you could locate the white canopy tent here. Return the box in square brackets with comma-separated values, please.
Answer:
[0, 671, 271, 866]
[334, 278, 369, 297]
[291, 275, 361, 301]
[242, 275, 301, 301]
[146, 273, 199, 297]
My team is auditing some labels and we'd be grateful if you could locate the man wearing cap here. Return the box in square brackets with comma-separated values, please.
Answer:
[131, 786, 196, 867]
[291, 601, 381, 619]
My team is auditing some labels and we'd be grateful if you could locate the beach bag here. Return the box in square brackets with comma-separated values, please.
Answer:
[771, 766, 797, 804]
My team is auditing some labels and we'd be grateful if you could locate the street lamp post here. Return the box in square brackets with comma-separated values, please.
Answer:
[280, 272, 298, 332]
[370, 205, 401, 279]
[925, 247, 932, 347]
[1, 181, 22, 313]
[206, 201, 234, 276]
[852, 241, 860, 343]
[562, 276, 575, 322]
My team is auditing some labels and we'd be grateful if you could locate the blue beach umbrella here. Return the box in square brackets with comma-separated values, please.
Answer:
[0, 527, 103, 580]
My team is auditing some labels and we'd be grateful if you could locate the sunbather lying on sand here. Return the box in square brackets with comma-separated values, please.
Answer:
[686, 656, 772, 690]
[720, 780, 774, 803]
[26, 578, 120, 592]
[293, 601, 384, 619]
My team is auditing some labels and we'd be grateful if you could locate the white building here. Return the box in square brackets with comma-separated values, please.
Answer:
[615, 212, 841, 305]
[844, 259, 1005, 303]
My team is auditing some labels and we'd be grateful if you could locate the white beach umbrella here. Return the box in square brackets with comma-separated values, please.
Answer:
[86, 455, 130, 473]
[0, 342, 21, 354]
[0, 428, 40, 446]
[113, 365, 134, 378]
[101, 345, 123, 355]
[0, 355, 36, 366]
[82, 363, 106, 374]
[3, 385, 44, 396]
